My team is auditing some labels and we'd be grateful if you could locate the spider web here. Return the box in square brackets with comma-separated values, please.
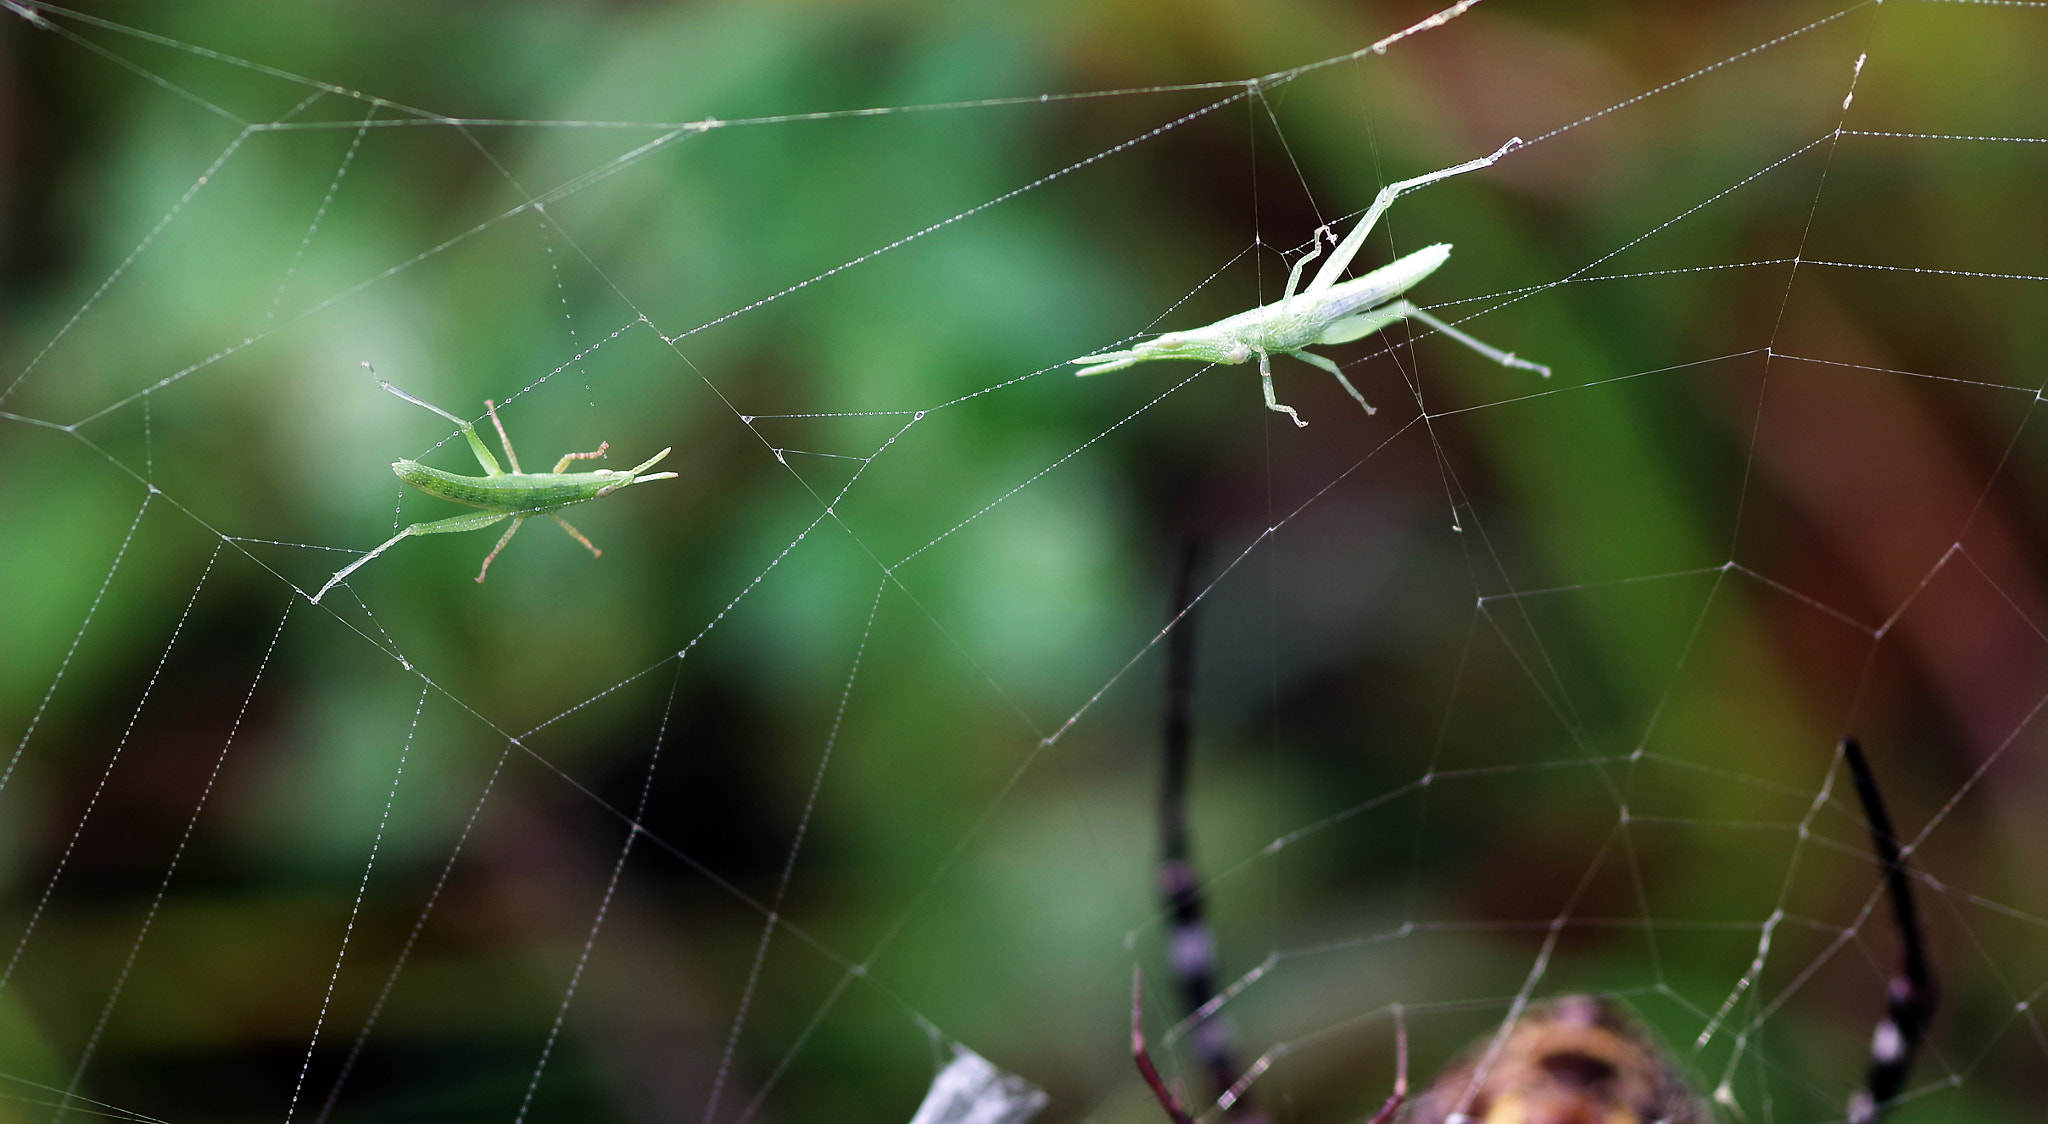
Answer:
[1, 2, 2044, 1123]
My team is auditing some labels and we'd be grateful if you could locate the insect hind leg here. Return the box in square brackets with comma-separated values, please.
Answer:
[313, 527, 414, 604]
[314, 509, 513, 604]
[1399, 302, 1551, 377]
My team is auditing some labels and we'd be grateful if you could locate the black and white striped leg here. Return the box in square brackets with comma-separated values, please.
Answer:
[1141, 546, 1270, 1124]
[1842, 737, 1938, 1124]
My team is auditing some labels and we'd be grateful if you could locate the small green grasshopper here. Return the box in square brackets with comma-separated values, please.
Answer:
[1072, 138, 1549, 426]
[312, 381, 677, 604]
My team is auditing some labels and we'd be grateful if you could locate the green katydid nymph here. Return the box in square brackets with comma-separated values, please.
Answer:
[312, 381, 676, 604]
[1072, 138, 1549, 426]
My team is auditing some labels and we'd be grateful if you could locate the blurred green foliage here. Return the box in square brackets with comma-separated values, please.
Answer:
[2, 1, 2045, 1122]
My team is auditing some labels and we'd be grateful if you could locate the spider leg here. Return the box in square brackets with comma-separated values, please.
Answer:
[1256, 351, 1306, 427]
[1160, 547, 1233, 1101]
[1842, 738, 1938, 1124]
[1362, 1005, 1409, 1124]
[550, 441, 609, 473]
[1152, 547, 1272, 1124]
[550, 512, 602, 558]
[1290, 350, 1376, 415]
[1133, 968, 1199, 1124]
[475, 516, 526, 582]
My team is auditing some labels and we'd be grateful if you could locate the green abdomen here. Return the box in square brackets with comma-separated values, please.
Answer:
[394, 461, 608, 514]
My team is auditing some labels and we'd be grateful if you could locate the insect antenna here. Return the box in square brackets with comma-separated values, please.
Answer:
[1140, 542, 1271, 1124]
[1842, 736, 1939, 1124]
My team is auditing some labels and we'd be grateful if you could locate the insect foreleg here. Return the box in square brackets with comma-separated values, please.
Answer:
[1306, 137, 1523, 296]
[1257, 351, 1306, 427]
[1281, 225, 1335, 303]
[1289, 350, 1376, 415]
[550, 441, 610, 473]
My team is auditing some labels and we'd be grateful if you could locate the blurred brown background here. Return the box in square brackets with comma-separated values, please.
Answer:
[1, 1, 2044, 1121]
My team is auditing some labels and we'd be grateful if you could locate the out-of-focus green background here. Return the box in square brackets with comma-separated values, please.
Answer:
[2, 1, 2045, 1121]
